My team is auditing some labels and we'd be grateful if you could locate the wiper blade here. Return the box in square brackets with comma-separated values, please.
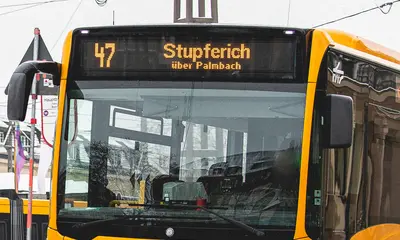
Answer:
[70, 203, 265, 239]
[70, 210, 213, 239]
[71, 216, 135, 240]
[195, 205, 265, 237]
[130, 203, 265, 237]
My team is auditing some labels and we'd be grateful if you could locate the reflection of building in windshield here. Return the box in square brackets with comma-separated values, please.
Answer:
[66, 125, 301, 200]
[62, 85, 305, 226]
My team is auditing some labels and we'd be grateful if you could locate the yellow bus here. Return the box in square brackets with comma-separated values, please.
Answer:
[0, 174, 87, 239]
[0, 191, 49, 239]
[5, 24, 400, 240]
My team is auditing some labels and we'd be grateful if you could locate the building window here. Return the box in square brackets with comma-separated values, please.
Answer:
[21, 135, 30, 147]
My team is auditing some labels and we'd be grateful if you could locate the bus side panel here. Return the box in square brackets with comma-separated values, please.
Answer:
[364, 59, 400, 235]
[322, 50, 370, 239]
[22, 199, 49, 240]
[304, 52, 327, 240]
[21, 214, 48, 240]
[0, 198, 10, 239]
[322, 49, 400, 239]
[0, 198, 49, 240]
[347, 58, 400, 240]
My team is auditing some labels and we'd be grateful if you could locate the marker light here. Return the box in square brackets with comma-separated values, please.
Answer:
[284, 30, 295, 35]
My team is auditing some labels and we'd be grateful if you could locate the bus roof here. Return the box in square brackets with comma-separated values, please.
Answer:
[320, 28, 400, 65]
[73, 23, 308, 31]
[68, 24, 400, 67]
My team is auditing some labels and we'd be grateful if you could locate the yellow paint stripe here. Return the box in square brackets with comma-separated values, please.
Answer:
[60, 31, 74, 81]
[93, 237, 157, 240]
[73, 201, 87, 208]
[139, 180, 145, 205]
[48, 227, 68, 239]
[294, 82, 315, 240]
[0, 198, 50, 215]
[22, 199, 49, 215]
[0, 198, 10, 213]
[48, 226, 157, 240]
[49, 77, 66, 228]
[49, 30, 73, 230]
[294, 29, 332, 239]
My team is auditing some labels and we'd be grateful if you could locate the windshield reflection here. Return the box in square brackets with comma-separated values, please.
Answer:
[58, 81, 306, 228]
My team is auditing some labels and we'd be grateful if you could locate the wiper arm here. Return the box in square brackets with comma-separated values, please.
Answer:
[70, 209, 213, 239]
[195, 205, 265, 237]
[70, 203, 265, 239]
[130, 203, 265, 237]
[71, 215, 136, 240]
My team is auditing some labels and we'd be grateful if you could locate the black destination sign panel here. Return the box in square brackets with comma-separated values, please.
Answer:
[76, 35, 297, 79]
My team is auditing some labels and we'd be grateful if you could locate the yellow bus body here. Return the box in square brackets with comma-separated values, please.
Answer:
[37, 26, 400, 240]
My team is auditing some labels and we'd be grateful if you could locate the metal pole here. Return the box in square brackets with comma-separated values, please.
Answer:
[26, 27, 40, 240]
[14, 122, 18, 192]
[5, 124, 14, 172]
[112, 10, 115, 25]
[7, 146, 13, 172]
[286, 0, 292, 26]
[11, 123, 15, 173]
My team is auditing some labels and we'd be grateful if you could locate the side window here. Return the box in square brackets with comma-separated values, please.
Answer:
[305, 105, 323, 234]
[366, 67, 400, 227]
[315, 50, 400, 239]
[64, 99, 92, 199]
[323, 51, 369, 239]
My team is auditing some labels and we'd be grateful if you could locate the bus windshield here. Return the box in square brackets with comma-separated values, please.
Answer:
[57, 80, 306, 234]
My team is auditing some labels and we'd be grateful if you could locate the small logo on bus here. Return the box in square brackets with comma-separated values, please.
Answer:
[332, 62, 344, 84]
[166, 227, 175, 237]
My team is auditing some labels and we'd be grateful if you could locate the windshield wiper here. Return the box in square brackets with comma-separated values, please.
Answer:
[71, 216, 135, 240]
[189, 205, 265, 237]
[70, 209, 213, 239]
[129, 203, 265, 237]
[70, 203, 265, 239]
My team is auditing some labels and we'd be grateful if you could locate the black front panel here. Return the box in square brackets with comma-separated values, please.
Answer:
[0, 212, 48, 240]
[69, 25, 307, 82]
[81, 38, 295, 76]
[59, 219, 295, 240]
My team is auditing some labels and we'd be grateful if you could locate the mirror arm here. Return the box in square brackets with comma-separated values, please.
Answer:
[4, 60, 61, 96]
[5, 60, 61, 121]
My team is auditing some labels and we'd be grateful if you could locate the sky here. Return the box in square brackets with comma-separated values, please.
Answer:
[0, 0, 399, 192]
[0, 0, 400, 119]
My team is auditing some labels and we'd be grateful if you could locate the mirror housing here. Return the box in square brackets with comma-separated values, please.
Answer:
[322, 94, 353, 148]
[4, 61, 60, 121]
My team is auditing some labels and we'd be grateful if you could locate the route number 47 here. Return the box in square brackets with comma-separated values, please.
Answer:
[95, 43, 116, 68]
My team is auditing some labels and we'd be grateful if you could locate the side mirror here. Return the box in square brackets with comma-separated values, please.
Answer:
[5, 61, 60, 121]
[322, 94, 353, 148]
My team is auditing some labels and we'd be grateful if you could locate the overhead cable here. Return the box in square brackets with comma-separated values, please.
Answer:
[313, 0, 400, 28]
[50, 0, 83, 52]
[0, 0, 67, 9]
[0, 0, 67, 16]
